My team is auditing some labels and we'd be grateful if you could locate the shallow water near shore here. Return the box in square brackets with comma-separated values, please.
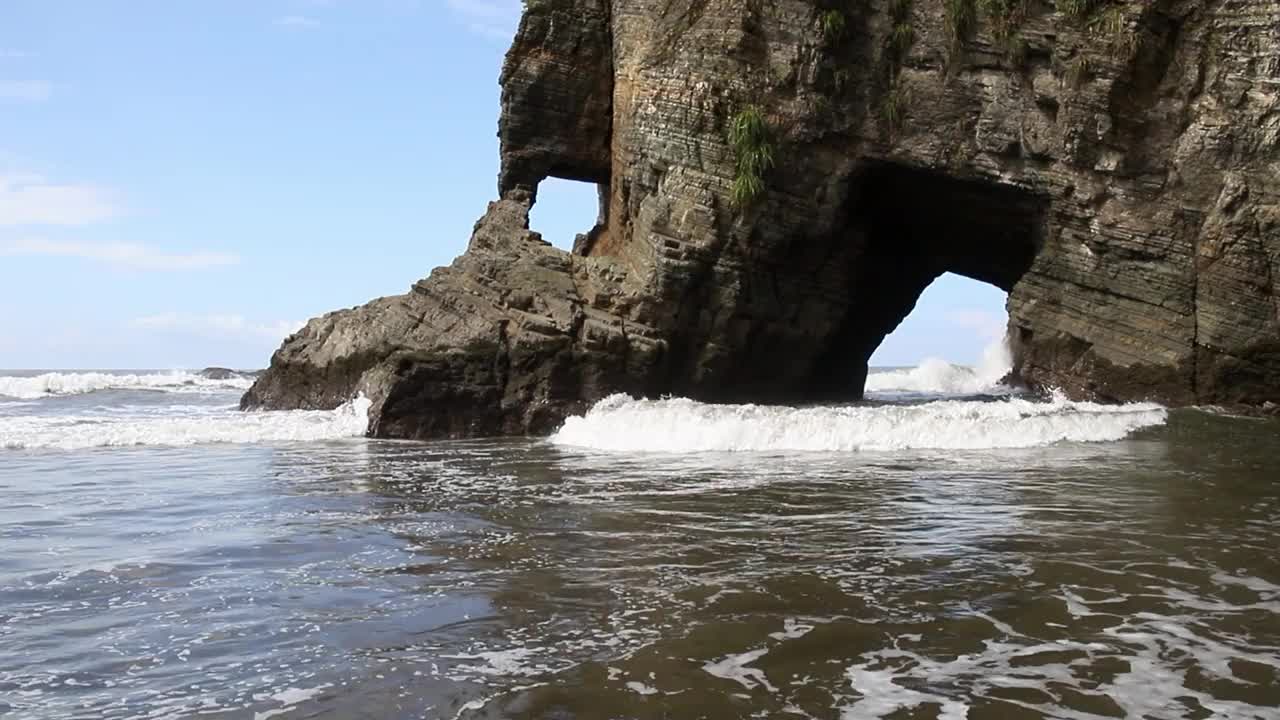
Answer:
[2, 368, 1278, 719]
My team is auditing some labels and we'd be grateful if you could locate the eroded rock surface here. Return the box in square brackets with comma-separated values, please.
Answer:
[244, 0, 1280, 437]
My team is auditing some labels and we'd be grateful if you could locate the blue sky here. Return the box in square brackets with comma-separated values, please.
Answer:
[0, 0, 1005, 370]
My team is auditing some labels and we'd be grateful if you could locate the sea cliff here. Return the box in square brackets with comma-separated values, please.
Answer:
[243, 0, 1280, 437]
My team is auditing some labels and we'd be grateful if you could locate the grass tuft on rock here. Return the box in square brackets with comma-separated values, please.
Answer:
[944, 0, 976, 64]
[978, 0, 1028, 58]
[881, 81, 909, 133]
[819, 9, 847, 44]
[1090, 5, 1136, 58]
[728, 105, 774, 208]
[1056, 0, 1093, 22]
[890, 21, 915, 62]
[886, 0, 913, 66]
[881, 0, 913, 138]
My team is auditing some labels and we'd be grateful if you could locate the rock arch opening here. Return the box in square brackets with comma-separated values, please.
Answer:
[863, 273, 1014, 398]
[527, 177, 608, 254]
[799, 162, 1048, 402]
[870, 272, 1011, 368]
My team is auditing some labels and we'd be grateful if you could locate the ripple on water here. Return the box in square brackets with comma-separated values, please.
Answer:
[1, 408, 1278, 718]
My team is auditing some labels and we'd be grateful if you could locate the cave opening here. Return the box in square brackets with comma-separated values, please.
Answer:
[798, 162, 1048, 402]
[527, 177, 607, 253]
[869, 272, 1011, 369]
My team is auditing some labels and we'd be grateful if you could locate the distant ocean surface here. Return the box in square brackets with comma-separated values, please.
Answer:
[2, 359, 1278, 718]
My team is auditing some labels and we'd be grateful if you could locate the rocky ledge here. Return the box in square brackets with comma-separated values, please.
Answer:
[243, 0, 1280, 438]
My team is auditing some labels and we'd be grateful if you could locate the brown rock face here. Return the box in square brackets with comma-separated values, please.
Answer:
[242, 0, 1280, 437]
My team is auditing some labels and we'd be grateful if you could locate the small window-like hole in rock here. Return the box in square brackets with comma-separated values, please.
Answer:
[528, 178, 604, 253]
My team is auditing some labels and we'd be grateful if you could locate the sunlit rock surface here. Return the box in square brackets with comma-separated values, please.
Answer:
[243, 0, 1280, 437]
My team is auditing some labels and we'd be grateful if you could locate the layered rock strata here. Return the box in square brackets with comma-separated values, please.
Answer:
[243, 0, 1280, 437]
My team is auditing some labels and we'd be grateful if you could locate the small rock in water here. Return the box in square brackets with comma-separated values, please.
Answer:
[199, 367, 240, 380]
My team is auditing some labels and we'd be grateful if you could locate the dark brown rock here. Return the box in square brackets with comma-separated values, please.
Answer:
[243, 0, 1280, 438]
[241, 190, 666, 436]
[199, 367, 240, 381]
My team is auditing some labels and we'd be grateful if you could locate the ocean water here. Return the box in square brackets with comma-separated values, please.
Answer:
[2, 362, 1278, 719]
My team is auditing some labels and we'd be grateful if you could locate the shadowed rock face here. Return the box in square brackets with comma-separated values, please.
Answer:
[242, 0, 1280, 437]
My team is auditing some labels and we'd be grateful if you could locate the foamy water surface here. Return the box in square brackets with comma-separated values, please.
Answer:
[551, 393, 1167, 452]
[2, 367, 1277, 719]
[0, 370, 254, 399]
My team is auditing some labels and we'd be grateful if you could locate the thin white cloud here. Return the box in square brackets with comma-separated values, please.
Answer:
[944, 309, 1008, 339]
[1, 238, 240, 271]
[132, 313, 305, 340]
[0, 50, 33, 59]
[274, 14, 321, 28]
[446, 0, 520, 41]
[0, 172, 121, 226]
[0, 80, 51, 102]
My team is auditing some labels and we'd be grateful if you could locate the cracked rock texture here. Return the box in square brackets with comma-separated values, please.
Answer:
[243, 0, 1280, 437]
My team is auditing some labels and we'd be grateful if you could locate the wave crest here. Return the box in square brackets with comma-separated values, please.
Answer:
[865, 341, 1013, 397]
[1, 396, 372, 450]
[0, 371, 254, 399]
[550, 394, 1167, 453]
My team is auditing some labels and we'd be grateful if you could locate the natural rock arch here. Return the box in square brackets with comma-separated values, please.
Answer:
[243, 0, 1280, 437]
[789, 161, 1046, 403]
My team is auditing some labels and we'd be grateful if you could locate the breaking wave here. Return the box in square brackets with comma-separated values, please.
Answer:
[0, 371, 254, 399]
[551, 393, 1167, 453]
[1, 396, 372, 450]
[865, 339, 1013, 398]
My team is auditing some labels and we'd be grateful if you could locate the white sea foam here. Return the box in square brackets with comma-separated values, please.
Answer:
[0, 371, 254, 399]
[253, 685, 333, 720]
[840, 590, 1280, 720]
[865, 339, 1013, 397]
[550, 393, 1167, 453]
[702, 648, 776, 692]
[441, 648, 548, 678]
[0, 400, 36, 409]
[0, 396, 371, 450]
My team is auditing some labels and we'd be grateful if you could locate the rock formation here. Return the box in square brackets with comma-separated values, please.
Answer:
[199, 367, 240, 381]
[242, 0, 1280, 437]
